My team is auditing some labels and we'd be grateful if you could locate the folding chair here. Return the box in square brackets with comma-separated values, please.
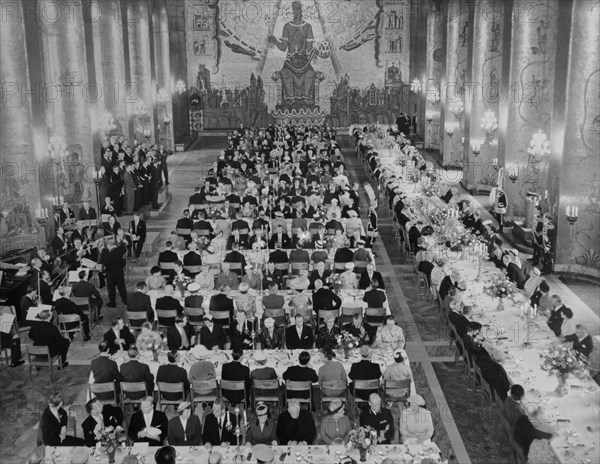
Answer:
[156, 309, 177, 332]
[183, 265, 203, 276]
[364, 307, 386, 327]
[184, 307, 205, 333]
[89, 382, 120, 407]
[157, 381, 187, 411]
[290, 262, 309, 276]
[120, 382, 149, 412]
[57, 314, 85, 346]
[340, 303, 364, 326]
[382, 378, 411, 408]
[27, 345, 62, 382]
[220, 379, 247, 407]
[209, 310, 232, 333]
[252, 379, 281, 408]
[127, 311, 148, 331]
[320, 380, 348, 413]
[191, 380, 220, 409]
[284, 380, 312, 409]
[352, 379, 380, 416]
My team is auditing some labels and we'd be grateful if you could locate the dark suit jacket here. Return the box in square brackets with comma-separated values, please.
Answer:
[226, 235, 249, 250]
[28, 321, 69, 357]
[156, 364, 190, 400]
[276, 409, 316, 445]
[285, 325, 314, 349]
[120, 359, 154, 398]
[438, 275, 454, 300]
[565, 334, 593, 358]
[282, 365, 318, 399]
[312, 287, 342, 311]
[53, 297, 86, 320]
[91, 355, 122, 387]
[82, 406, 123, 446]
[103, 327, 136, 354]
[71, 280, 102, 301]
[128, 409, 168, 445]
[208, 293, 234, 315]
[246, 418, 278, 445]
[349, 360, 382, 400]
[167, 414, 202, 446]
[448, 311, 470, 338]
[359, 407, 394, 444]
[130, 219, 147, 242]
[39, 406, 68, 446]
[127, 291, 154, 322]
[507, 262, 527, 289]
[362, 289, 386, 308]
[202, 412, 238, 446]
[269, 233, 291, 249]
[358, 270, 385, 290]
[199, 324, 227, 350]
[269, 249, 289, 264]
[221, 360, 251, 404]
[79, 207, 97, 220]
[333, 248, 353, 263]
[167, 324, 195, 351]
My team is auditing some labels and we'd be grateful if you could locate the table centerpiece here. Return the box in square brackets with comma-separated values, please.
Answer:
[540, 343, 589, 396]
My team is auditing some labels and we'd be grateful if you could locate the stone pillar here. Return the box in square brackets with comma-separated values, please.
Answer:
[463, 0, 505, 193]
[441, 0, 469, 168]
[554, 1, 600, 271]
[153, 0, 174, 150]
[501, 0, 558, 220]
[39, 0, 95, 204]
[424, 11, 442, 151]
[88, 0, 129, 141]
[126, 0, 155, 142]
[0, 1, 42, 245]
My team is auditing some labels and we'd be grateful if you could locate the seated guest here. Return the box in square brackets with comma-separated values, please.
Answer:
[146, 266, 166, 290]
[156, 285, 183, 317]
[363, 279, 386, 308]
[128, 396, 168, 445]
[276, 399, 316, 445]
[383, 348, 413, 398]
[182, 242, 203, 277]
[358, 262, 385, 290]
[316, 316, 341, 351]
[530, 280, 550, 311]
[565, 324, 593, 358]
[504, 384, 526, 428]
[53, 286, 91, 341]
[155, 446, 177, 464]
[359, 393, 394, 445]
[120, 347, 154, 399]
[156, 351, 190, 401]
[127, 281, 154, 323]
[215, 262, 240, 291]
[103, 317, 135, 354]
[194, 264, 215, 292]
[343, 313, 375, 346]
[188, 344, 217, 383]
[29, 310, 71, 367]
[285, 314, 314, 349]
[230, 309, 255, 351]
[250, 351, 278, 395]
[320, 400, 351, 445]
[221, 348, 251, 405]
[209, 285, 235, 321]
[438, 270, 460, 300]
[157, 241, 178, 279]
[263, 261, 284, 289]
[506, 250, 527, 289]
[167, 402, 202, 446]
[236, 283, 257, 319]
[318, 348, 347, 397]
[373, 315, 405, 350]
[349, 346, 382, 400]
[202, 399, 238, 446]
[448, 304, 472, 339]
[199, 313, 227, 350]
[523, 267, 543, 297]
[309, 262, 331, 290]
[39, 392, 84, 446]
[90, 341, 122, 399]
[262, 283, 285, 312]
[514, 412, 556, 457]
[245, 402, 278, 446]
[282, 351, 318, 399]
[167, 315, 195, 351]
[442, 285, 462, 315]
[183, 282, 203, 309]
[71, 270, 103, 318]
[399, 394, 435, 444]
[0, 313, 24, 367]
[312, 279, 342, 316]
[82, 398, 123, 447]
[260, 317, 283, 349]
[547, 295, 574, 337]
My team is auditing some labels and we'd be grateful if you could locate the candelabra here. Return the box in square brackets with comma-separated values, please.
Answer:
[175, 79, 186, 95]
[492, 158, 499, 170]
[93, 170, 103, 226]
[472, 143, 481, 157]
[446, 126, 454, 138]
[35, 208, 50, 242]
[564, 206, 579, 282]
[508, 165, 519, 183]
[520, 303, 537, 348]
[480, 109, 498, 144]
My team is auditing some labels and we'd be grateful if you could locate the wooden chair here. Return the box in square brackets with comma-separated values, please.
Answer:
[126, 311, 148, 330]
[340, 304, 364, 326]
[196, 229, 212, 239]
[184, 307, 205, 332]
[157, 382, 187, 411]
[209, 310, 232, 332]
[316, 309, 340, 328]
[274, 262, 290, 276]
[251, 379, 281, 407]
[284, 380, 313, 408]
[57, 314, 85, 345]
[27, 345, 62, 381]
[333, 262, 347, 273]
[120, 382, 149, 412]
[159, 262, 177, 276]
[320, 380, 348, 413]
[382, 378, 411, 407]
[191, 380, 220, 409]
[352, 379, 380, 414]
[262, 307, 287, 328]
[156, 309, 178, 331]
[176, 228, 192, 237]
[290, 262, 309, 276]
[365, 307, 386, 327]
[473, 361, 495, 406]
[89, 382, 120, 406]
[353, 261, 369, 273]
[183, 265, 203, 275]
[220, 379, 247, 407]
[70, 296, 97, 329]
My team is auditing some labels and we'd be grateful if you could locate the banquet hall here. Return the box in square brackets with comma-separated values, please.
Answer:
[0, 1, 599, 464]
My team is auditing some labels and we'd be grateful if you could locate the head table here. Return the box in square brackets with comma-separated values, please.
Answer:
[367, 133, 600, 464]
[46, 443, 445, 464]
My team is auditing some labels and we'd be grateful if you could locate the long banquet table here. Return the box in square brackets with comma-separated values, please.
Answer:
[46, 443, 446, 464]
[367, 134, 600, 464]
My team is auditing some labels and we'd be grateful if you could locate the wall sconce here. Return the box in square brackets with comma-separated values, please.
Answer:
[460, 136, 465, 145]
[143, 129, 152, 139]
[527, 129, 551, 159]
[132, 102, 149, 117]
[508, 165, 519, 183]
[426, 112, 433, 123]
[449, 100, 464, 119]
[175, 79, 186, 95]
[427, 88, 440, 103]
[163, 115, 171, 125]
[411, 78, 422, 93]
[446, 126, 455, 137]
[492, 158, 499, 170]
[472, 143, 481, 156]
[480, 108, 498, 143]
[48, 135, 68, 160]
[157, 88, 171, 106]
[565, 206, 579, 224]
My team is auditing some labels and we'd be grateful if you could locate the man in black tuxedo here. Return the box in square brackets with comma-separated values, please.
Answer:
[103, 317, 135, 354]
[358, 262, 385, 290]
[282, 351, 318, 399]
[333, 245, 353, 266]
[309, 261, 330, 289]
[90, 341, 122, 399]
[268, 241, 289, 264]
[223, 242, 247, 276]
[158, 241, 179, 279]
[188, 187, 204, 206]
[349, 345, 382, 400]
[120, 347, 155, 399]
[269, 223, 291, 249]
[192, 210, 214, 237]
[72, 270, 104, 318]
[547, 295, 574, 337]
[312, 279, 341, 317]
[506, 250, 527, 289]
[99, 238, 128, 307]
[221, 348, 251, 404]
[128, 396, 168, 445]
[362, 280, 387, 308]
[127, 281, 154, 324]
[28, 310, 71, 366]
[155, 285, 183, 327]
[359, 393, 394, 444]
[263, 261, 284, 289]
[128, 211, 146, 260]
[227, 228, 249, 250]
[565, 324, 594, 358]
[201, 400, 238, 446]
[167, 315, 196, 350]
[156, 351, 190, 401]
[78, 200, 97, 220]
[448, 305, 472, 339]
[148, 156, 161, 209]
[343, 313, 375, 346]
[198, 313, 227, 350]
[438, 270, 459, 301]
[53, 287, 91, 340]
[285, 314, 314, 349]
[39, 392, 84, 446]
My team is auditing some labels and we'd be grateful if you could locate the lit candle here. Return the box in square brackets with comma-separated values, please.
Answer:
[35, 209, 39, 219]
[574, 207, 578, 217]
[243, 410, 247, 425]
[520, 304, 524, 317]
[44, 208, 48, 218]
[544, 190, 548, 200]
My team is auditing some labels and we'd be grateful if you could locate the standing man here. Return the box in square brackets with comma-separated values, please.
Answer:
[148, 156, 161, 210]
[367, 201, 379, 255]
[99, 238, 128, 308]
[123, 164, 137, 215]
[128, 211, 146, 262]
[158, 144, 170, 185]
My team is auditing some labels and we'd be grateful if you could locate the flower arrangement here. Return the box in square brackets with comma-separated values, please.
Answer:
[408, 170, 421, 183]
[336, 330, 361, 351]
[98, 425, 127, 452]
[326, 273, 344, 292]
[136, 330, 163, 355]
[540, 343, 589, 376]
[174, 274, 192, 296]
[483, 273, 518, 301]
[347, 426, 378, 461]
[421, 183, 441, 197]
